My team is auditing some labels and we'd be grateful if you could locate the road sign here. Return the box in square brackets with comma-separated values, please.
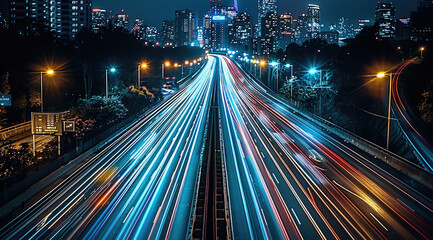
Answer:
[0, 94, 11, 106]
[63, 121, 76, 132]
[31, 112, 63, 136]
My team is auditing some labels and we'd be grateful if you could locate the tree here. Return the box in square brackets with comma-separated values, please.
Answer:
[0, 72, 10, 127]
[419, 80, 433, 127]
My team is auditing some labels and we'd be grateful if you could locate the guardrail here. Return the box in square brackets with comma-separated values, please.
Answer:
[0, 122, 31, 141]
[237, 60, 433, 190]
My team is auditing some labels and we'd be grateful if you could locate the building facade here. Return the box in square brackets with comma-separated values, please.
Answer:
[375, 2, 396, 39]
[174, 9, 197, 46]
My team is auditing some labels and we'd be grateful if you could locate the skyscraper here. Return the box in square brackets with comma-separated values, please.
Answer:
[10, 0, 50, 33]
[174, 9, 197, 47]
[144, 26, 158, 43]
[132, 19, 145, 40]
[261, 11, 279, 55]
[307, 4, 321, 39]
[91, 8, 107, 33]
[228, 12, 252, 52]
[10, 0, 92, 38]
[114, 9, 129, 29]
[162, 20, 175, 46]
[410, 0, 433, 42]
[375, 2, 396, 39]
[258, 0, 277, 37]
[280, 13, 293, 48]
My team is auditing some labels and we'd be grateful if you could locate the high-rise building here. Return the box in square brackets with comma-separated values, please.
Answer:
[261, 11, 279, 55]
[307, 4, 321, 39]
[280, 13, 293, 48]
[258, 0, 277, 37]
[0, 12, 7, 28]
[10, 0, 92, 38]
[228, 12, 251, 52]
[410, 0, 433, 42]
[10, 0, 50, 33]
[174, 9, 197, 46]
[161, 20, 175, 46]
[375, 2, 396, 39]
[114, 9, 129, 29]
[318, 31, 339, 44]
[132, 19, 145, 40]
[91, 8, 107, 33]
[144, 26, 158, 43]
[294, 13, 309, 43]
[354, 19, 371, 35]
[395, 18, 411, 40]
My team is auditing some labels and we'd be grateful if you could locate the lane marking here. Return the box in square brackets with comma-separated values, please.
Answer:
[272, 173, 280, 184]
[291, 208, 301, 225]
[123, 207, 134, 224]
[370, 213, 388, 231]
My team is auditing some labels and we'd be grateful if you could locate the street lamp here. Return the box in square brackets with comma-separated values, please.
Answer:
[377, 71, 393, 150]
[285, 63, 294, 78]
[162, 61, 170, 79]
[259, 61, 266, 79]
[138, 63, 148, 89]
[420, 47, 425, 58]
[40, 69, 54, 112]
[106, 68, 116, 98]
[269, 61, 280, 92]
[309, 68, 324, 115]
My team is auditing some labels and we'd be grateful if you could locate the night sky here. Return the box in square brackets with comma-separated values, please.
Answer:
[93, 0, 418, 27]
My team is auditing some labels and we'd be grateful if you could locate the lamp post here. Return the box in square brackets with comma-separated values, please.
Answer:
[106, 68, 116, 98]
[40, 70, 54, 112]
[269, 61, 280, 92]
[138, 63, 148, 89]
[162, 61, 170, 79]
[377, 72, 393, 150]
[309, 68, 323, 115]
[285, 63, 294, 79]
[420, 47, 425, 59]
[260, 61, 266, 80]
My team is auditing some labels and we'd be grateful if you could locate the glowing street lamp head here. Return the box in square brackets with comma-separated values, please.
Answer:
[110, 68, 116, 73]
[309, 68, 318, 74]
[174, 63, 179, 68]
[141, 63, 148, 69]
[165, 61, 170, 67]
[46, 69, 54, 75]
[260, 61, 266, 66]
[377, 72, 386, 78]
[285, 64, 291, 68]
[193, 60, 197, 64]
[421, 47, 425, 51]
[185, 60, 189, 65]
[269, 62, 279, 67]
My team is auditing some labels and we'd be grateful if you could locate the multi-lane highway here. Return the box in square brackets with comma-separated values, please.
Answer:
[216, 55, 433, 239]
[0, 57, 216, 239]
[1, 54, 433, 240]
[391, 58, 433, 172]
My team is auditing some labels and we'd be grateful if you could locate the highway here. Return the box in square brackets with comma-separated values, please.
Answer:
[216, 55, 433, 239]
[1, 54, 433, 240]
[391, 58, 433, 172]
[0, 56, 216, 239]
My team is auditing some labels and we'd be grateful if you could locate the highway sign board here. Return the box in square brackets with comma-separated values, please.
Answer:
[0, 94, 11, 106]
[63, 121, 76, 132]
[31, 112, 63, 136]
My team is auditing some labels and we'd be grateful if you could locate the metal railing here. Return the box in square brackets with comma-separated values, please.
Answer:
[0, 122, 31, 141]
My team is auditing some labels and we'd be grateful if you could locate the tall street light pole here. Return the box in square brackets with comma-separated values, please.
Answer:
[377, 72, 393, 150]
[40, 70, 54, 112]
[106, 68, 116, 98]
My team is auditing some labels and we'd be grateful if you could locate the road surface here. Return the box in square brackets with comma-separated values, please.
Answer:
[0, 56, 217, 239]
[217, 55, 433, 239]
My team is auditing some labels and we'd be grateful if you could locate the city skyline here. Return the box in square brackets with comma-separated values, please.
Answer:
[89, 0, 418, 27]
